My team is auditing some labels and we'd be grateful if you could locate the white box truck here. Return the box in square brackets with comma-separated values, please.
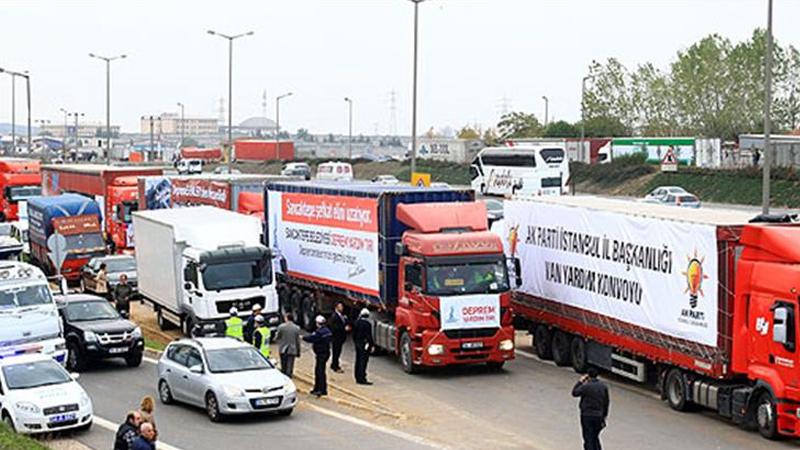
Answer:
[133, 206, 279, 336]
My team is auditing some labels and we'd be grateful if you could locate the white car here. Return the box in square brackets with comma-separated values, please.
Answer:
[0, 353, 93, 434]
[371, 175, 399, 185]
[643, 186, 688, 203]
[176, 159, 203, 175]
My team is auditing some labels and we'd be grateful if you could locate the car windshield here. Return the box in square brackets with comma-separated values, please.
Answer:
[426, 259, 510, 296]
[206, 347, 272, 373]
[6, 186, 41, 202]
[201, 257, 271, 291]
[485, 200, 503, 214]
[105, 257, 136, 273]
[0, 285, 53, 310]
[3, 360, 72, 390]
[0, 223, 11, 237]
[65, 300, 119, 322]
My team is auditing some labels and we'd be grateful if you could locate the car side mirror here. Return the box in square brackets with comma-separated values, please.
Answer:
[189, 364, 204, 374]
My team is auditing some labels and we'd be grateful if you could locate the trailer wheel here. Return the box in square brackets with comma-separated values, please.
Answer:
[290, 290, 303, 327]
[552, 331, 572, 366]
[157, 310, 174, 331]
[665, 368, 690, 412]
[301, 295, 316, 332]
[570, 337, 589, 373]
[400, 332, 418, 374]
[755, 391, 779, 440]
[533, 326, 553, 360]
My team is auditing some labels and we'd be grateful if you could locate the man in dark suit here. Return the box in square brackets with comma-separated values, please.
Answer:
[303, 315, 332, 397]
[274, 313, 302, 377]
[571, 368, 610, 450]
[352, 308, 375, 385]
[328, 302, 349, 373]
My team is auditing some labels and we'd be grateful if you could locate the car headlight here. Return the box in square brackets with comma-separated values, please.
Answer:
[283, 381, 296, 393]
[499, 339, 514, 351]
[15, 401, 41, 414]
[427, 344, 445, 356]
[80, 391, 91, 407]
[131, 327, 142, 339]
[221, 385, 245, 398]
[84, 331, 98, 342]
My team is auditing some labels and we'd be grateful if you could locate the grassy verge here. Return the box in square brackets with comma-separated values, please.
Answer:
[144, 337, 166, 352]
[0, 423, 50, 450]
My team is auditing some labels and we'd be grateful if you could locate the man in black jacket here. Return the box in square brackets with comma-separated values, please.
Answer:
[571, 368, 610, 450]
[243, 303, 263, 344]
[328, 302, 349, 373]
[113, 411, 142, 450]
[352, 308, 374, 385]
[303, 315, 332, 397]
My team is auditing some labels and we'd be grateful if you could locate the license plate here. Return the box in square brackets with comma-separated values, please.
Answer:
[255, 397, 281, 407]
[108, 347, 128, 354]
[49, 413, 76, 423]
[462, 342, 483, 349]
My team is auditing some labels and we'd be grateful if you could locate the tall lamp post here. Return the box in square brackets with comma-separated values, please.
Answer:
[762, 0, 774, 215]
[59, 108, 69, 157]
[409, 0, 427, 177]
[542, 95, 549, 127]
[89, 53, 126, 164]
[275, 92, 293, 160]
[208, 29, 254, 171]
[344, 97, 353, 159]
[176, 102, 185, 148]
[0, 68, 31, 154]
[67, 112, 85, 157]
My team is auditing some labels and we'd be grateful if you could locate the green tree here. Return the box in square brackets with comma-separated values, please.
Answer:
[581, 116, 628, 137]
[457, 125, 481, 139]
[496, 112, 543, 140]
[482, 128, 499, 146]
[543, 120, 579, 138]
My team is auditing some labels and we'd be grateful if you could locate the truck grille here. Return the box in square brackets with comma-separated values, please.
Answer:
[443, 328, 497, 339]
[43, 404, 79, 416]
[216, 297, 264, 315]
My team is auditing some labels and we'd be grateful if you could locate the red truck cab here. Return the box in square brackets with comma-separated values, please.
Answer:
[394, 202, 515, 372]
[0, 158, 41, 221]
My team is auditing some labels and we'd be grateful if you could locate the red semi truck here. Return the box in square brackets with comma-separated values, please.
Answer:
[503, 195, 800, 439]
[0, 158, 41, 221]
[266, 182, 515, 373]
[41, 164, 165, 252]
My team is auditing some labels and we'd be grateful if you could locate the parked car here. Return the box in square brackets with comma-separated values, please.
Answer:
[157, 338, 297, 422]
[213, 167, 241, 175]
[0, 353, 93, 433]
[80, 255, 138, 297]
[280, 162, 311, 180]
[371, 175, 399, 185]
[662, 193, 702, 208]
[316, 161, 353, 182]
[643, 186, 688, 203]
[176, 159, 203, 175]
[56, 294, 144, 371]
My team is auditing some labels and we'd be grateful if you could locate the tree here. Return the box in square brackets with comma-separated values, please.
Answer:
[496, 112, 543, 140]
[581, 116, 628, 138]
[543, 120, 579, 138]
[482, 128, 499, 146]
[457, 125, 481, 139]
[296, 128, 311, 141]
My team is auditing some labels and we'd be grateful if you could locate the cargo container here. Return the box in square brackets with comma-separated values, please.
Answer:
[138, 174, 293, 212]
[504, 195, 800, 439]
[41, 164, 166, 252]
[266, 181, 515, 373]
[27, 194, 105, 280]
[415, 138, 483, 164]
[0, 158, 41, 222]
[234, 139, 294, 161]
[180, 147, 222, 161]
[236, 191, 263, 219]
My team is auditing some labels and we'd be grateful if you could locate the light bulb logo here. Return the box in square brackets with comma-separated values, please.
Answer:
[682, 250, 708, 309]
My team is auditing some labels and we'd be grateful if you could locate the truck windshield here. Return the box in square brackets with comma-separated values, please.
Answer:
[6, 185, 41, 202]
[64, 233, 105, 254]
[426, 260, 509, 296]
[119, 201, 138, 223]
[201, 258, 272, 291]
[0, 285, 53, 310]
[3, 360, 72, 390]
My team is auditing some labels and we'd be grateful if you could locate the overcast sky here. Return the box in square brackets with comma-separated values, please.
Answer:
[1, 0, 798, 135]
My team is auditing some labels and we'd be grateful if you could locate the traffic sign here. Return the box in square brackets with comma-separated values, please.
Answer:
[661, 148, 678, 172]
[411, 172, 431, 187]
[47, 232, 67, 274]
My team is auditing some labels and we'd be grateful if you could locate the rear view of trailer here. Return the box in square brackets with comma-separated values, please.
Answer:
[505, 196, 753, 380]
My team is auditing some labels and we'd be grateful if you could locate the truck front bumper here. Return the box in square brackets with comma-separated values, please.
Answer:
[418, 325, 516, 367]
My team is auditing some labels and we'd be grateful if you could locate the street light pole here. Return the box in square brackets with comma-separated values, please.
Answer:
[68, 112, 84, 153]
[177, 102, 185, 148]
[409, 0, 426, 177]
[344, 97, 353, 159]
[0, 68, 30, 154]
[208, 29, 254, 172]
[89, 53, 126, 164]
[275, 92, 293, 160]
[542, 95, 549, 127]
[762, 0, 774, 215]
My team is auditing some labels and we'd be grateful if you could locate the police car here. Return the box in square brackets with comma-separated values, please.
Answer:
[0, 353, 93, 433]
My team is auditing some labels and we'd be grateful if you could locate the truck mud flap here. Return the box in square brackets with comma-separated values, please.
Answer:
[586, 340, 612, 370]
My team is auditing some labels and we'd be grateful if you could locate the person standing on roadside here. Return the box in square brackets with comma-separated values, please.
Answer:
[274, 312, 302, 377]
[132, 422, 157, 450]
[243, 303, 263, 344]
[95, 263, 109, 299]
[252, 315, 272, 358]
[114, 274, 134, 319]
[571, 368, 610, 450]
[352, 308, 374, 385]
[138, 395, 157, 439]
[225, 307, 244, 341]
[329, 302, 349, 373]
[303, 315, 332, 397]
[113, 411, 142, 450]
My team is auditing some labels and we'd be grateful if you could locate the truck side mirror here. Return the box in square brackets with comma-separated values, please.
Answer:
[773, 305, 795, 351]
[279, 257, 287, 273]
[395, 242, 405, 256]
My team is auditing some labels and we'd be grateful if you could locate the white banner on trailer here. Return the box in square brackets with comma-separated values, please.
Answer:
[503, 200, 719, 347]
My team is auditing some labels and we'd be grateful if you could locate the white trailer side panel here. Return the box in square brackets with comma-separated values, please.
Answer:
[133, 213, 182, 312]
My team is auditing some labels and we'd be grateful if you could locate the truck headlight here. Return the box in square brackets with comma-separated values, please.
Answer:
[499, 339, 514, 351]
[131, 327, 142, 339]
[427, 344, 445, 356]
[15, 401, 41, 414]
[84, 331, 98, 342]
[222, 385, 245, 398]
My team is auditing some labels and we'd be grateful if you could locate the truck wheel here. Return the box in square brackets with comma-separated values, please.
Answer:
[157, 310, 174, 331]
[400, 332, 418, 374]
[533, 326, 553, 360]
[570, 337, 589, 373]
[182, 316, 195, 337]
[665, 368, 690, 412]
[756, 391, 779, 440]
[551, 331, 571, 367]
[290, 291, 303, 327]
[301, 295, 315, 332]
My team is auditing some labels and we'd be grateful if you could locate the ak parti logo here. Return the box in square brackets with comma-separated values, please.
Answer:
[507, 224, 520, 257]
[682, 250, 709, 309]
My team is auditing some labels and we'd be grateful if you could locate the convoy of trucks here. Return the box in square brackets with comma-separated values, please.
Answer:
[133, 206, 280, 336]
[41, 164, 165, 252]
[265, 181, 515, 373]
[0, 158, 41, 222]
[137, 174, 287, 213]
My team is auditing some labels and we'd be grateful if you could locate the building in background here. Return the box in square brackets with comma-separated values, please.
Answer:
[40, 122, 120, 140]
[140, 113, 218, 135]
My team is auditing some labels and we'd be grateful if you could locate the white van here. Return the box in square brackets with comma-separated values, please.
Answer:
[316, 161, 353, 181]
[176, 159, 203, 175]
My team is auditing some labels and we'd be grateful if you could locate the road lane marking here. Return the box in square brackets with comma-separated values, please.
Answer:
[305, 402, 449, 449]
[94, 415, 184, 450]
[144, 356, 159, 364]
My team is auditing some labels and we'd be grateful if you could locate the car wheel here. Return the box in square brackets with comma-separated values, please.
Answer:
[205, 392, 223, 422]
[2, 412, 15, 432]
[158, 380, 173, 405]
[278, 408, 293, 417]
[551, 331, 572, 367]
[67, 341, 85, 372]
[533, 326, 553, 360]
[400, 331, 417, 374]
[665, 368, 690, 412]
[125, 352, 143, 368]
[756, 391, 779, 440]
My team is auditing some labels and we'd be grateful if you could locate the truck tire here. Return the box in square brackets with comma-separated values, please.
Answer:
[400, 332, 418, 374]
[570, 337, 589, 373]
[182, 316, 195, 337]
[157, 310, 174, 331]
[290, 290, 303, 327]
[755, 391, 779, 440]
[551, 331, 571, 367]
[665, 368, 690, 412]
[301, 295, 316, 332]
[533, 326, 553, 360]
